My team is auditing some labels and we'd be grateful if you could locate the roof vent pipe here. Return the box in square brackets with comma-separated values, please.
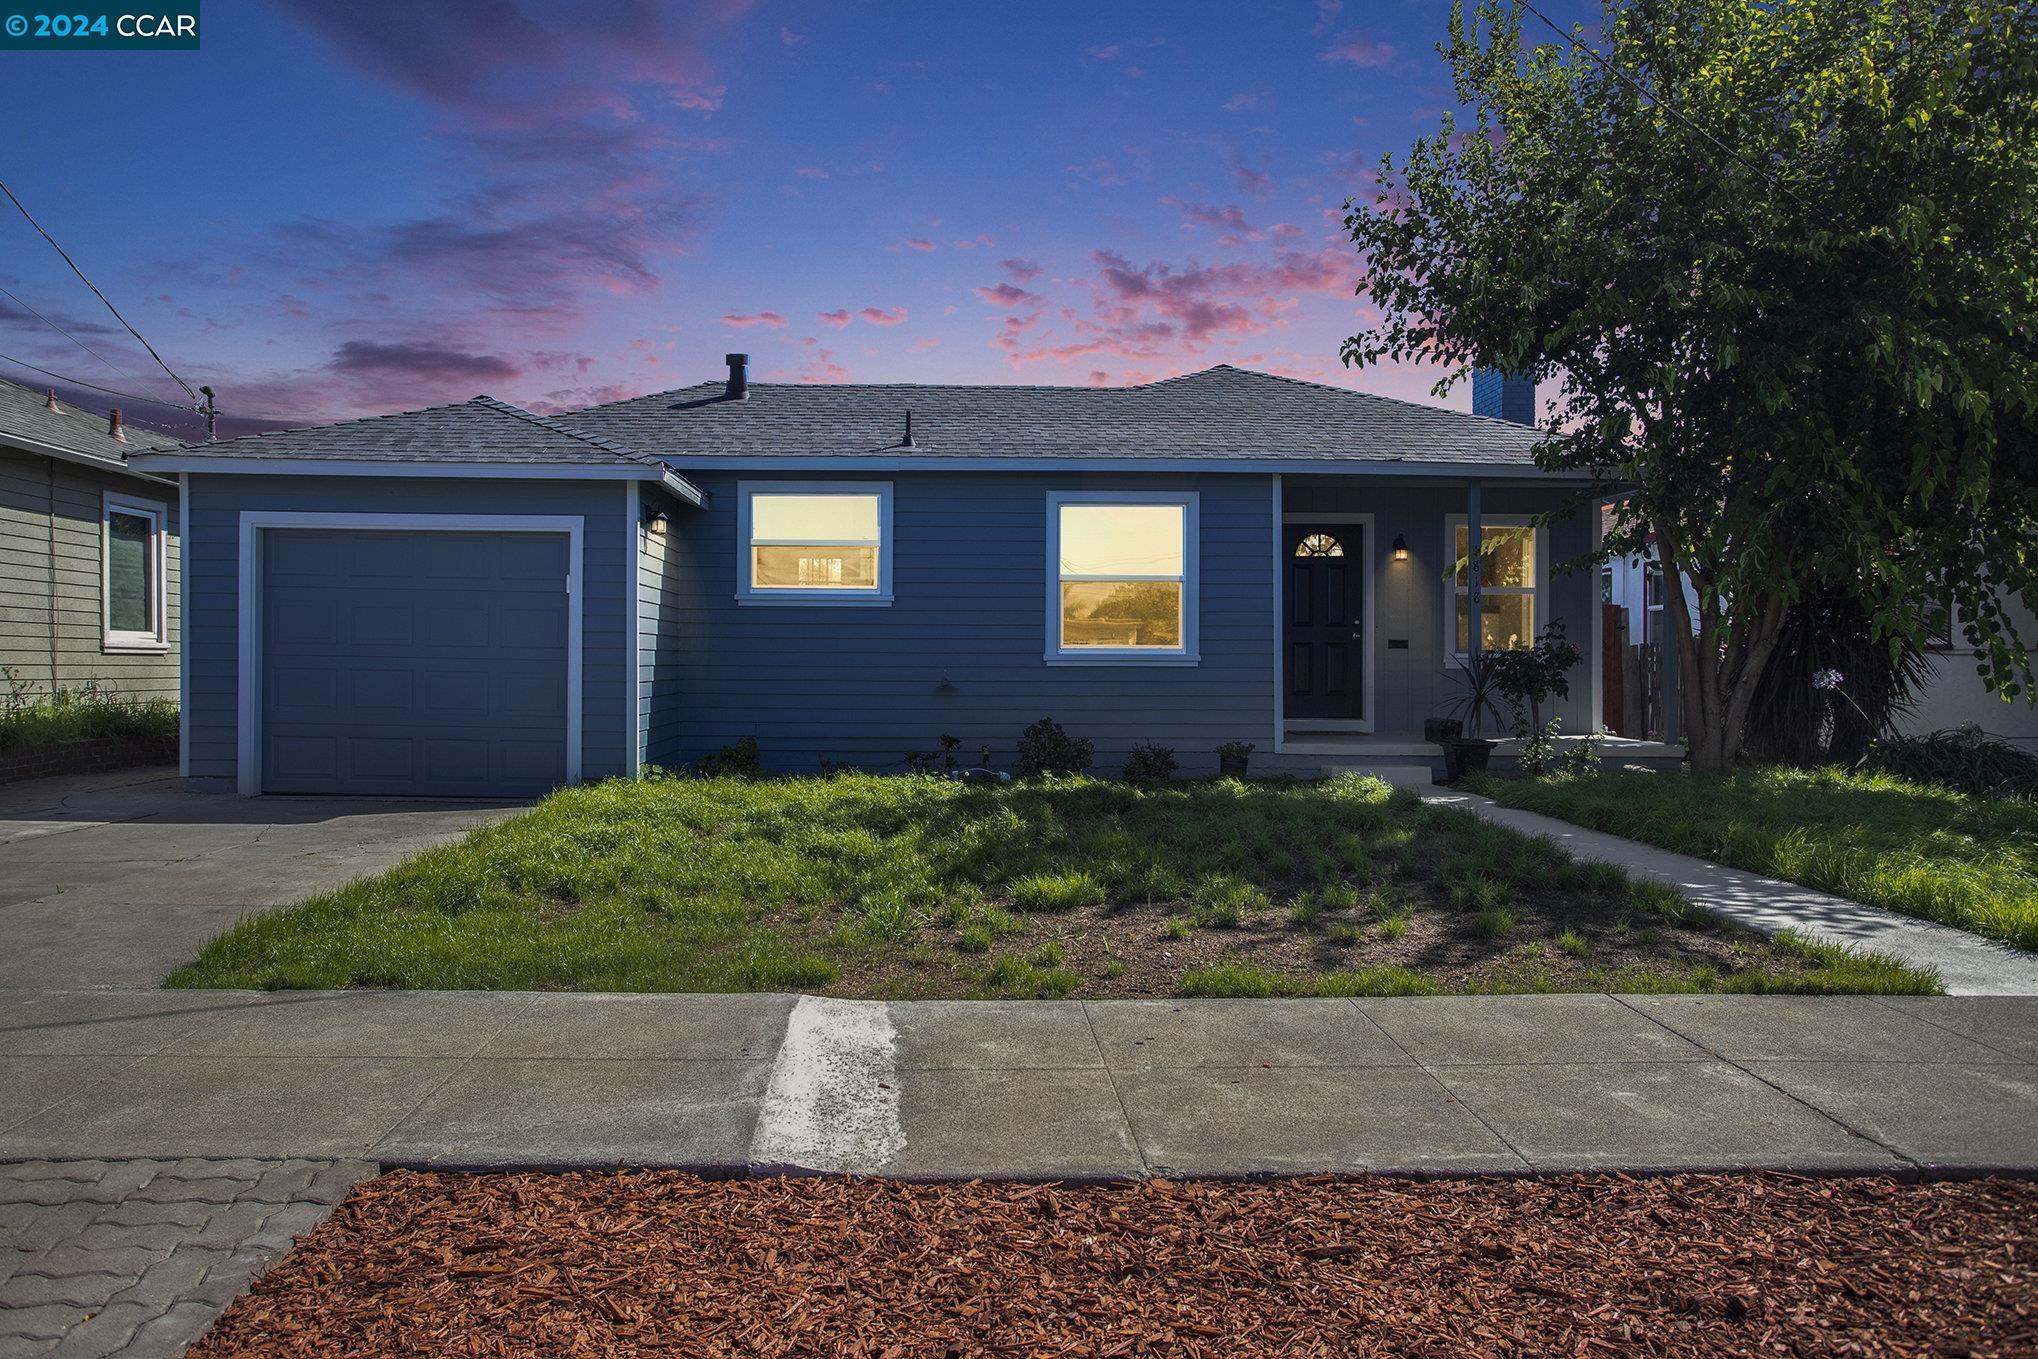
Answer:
[45, 388, 57, 411]
[724, 352, 749, 401]
[108, 408, 126, 442]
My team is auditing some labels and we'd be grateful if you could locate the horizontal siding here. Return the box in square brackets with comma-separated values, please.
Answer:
[0, 446, 180, 701]
[644, 471, 1277, 776]
[182, 475, 632, 787]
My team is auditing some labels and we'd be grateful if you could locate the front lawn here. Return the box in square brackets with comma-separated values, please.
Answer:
[1476, 767, 2038, 950]
[170, 773, 1939, 997]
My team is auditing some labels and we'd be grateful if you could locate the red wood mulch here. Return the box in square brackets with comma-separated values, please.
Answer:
[191, 1171, 2035, 1358]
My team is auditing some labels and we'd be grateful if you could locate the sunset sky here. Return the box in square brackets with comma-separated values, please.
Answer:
[2, 1, 1594, 436]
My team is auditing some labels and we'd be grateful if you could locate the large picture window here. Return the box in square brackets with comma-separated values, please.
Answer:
[737, 482, 892, 604]
[1447, 518, 1540, 654]
[102, 492, 168, 652]
[1048, 493, 1198, 662]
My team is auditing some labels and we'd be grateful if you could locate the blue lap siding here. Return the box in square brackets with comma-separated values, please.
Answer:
[642, 471, 1277, 777]
[181, 474, 634, 791]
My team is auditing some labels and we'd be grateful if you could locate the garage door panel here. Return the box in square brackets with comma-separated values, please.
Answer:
[261, 528, 570, 797]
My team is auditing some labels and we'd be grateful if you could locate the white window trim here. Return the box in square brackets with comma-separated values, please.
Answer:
[735, 480, 894, 605]
[234, 512, 584, 798]
[1045, 490, 1200, 665]
[102, 490, 170, 654]
[1442, 513, 1547, 664]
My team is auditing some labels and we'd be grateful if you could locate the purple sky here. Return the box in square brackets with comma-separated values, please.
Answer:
[2, 0, 1593, 435]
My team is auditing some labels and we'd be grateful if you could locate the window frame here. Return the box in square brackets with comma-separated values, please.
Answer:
[102, 490, 170, 654]
[1441, 513, 1545, 662]
[735, 480, 894, 606]
[1045, 490, 1199, 665]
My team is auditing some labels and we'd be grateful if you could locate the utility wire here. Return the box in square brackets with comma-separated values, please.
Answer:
[0, 282, 151, 390]
[0, 176, 198, 403]
[0, 350, 200, 412]
[1511, 0, 1808, 209]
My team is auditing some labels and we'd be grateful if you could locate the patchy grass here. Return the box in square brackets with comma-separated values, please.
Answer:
[171, 772, 1943, 997]
[1477, 767, 2038, 950]
[0, 682, 177, 752]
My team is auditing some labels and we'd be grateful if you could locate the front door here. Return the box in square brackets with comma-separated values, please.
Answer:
[1285, 525, 1363, 721]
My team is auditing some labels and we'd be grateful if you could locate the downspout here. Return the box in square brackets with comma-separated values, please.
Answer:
[45, 457, 58, 690]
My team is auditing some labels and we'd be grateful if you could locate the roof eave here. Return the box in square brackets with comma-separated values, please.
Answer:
[3, 430, 175, 485]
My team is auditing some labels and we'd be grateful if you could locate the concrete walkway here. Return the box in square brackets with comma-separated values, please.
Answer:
[0, 770, 525, 991]
[4, 989, 2034, 1179]
[1418, 784, 2038, 996]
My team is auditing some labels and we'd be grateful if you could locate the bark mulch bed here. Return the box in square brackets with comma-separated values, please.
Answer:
[191, 1171, 2034, 1357]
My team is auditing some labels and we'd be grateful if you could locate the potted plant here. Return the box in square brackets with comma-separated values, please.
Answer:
[1422, 716, 1463, 744]
[1437, 651, 1507, 781]
[1215, 740, 1255, 778]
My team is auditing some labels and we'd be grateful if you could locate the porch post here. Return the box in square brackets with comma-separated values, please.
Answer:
[1466, 480, 1483, 659]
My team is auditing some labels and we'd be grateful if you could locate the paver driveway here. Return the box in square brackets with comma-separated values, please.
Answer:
[0, 769, 525, 991]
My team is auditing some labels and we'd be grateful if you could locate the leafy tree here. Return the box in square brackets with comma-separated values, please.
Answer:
[1342, 0, 2038, 772]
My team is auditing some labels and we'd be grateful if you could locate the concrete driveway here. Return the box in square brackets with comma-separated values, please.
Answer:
[0, 769, 527, 991]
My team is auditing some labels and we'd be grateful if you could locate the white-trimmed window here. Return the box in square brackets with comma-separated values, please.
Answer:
[736, 481, 893, 604]
[1445, 516, 1542, 655]
[102, 491, 168, 653]
[1047, 492, 1198, 663]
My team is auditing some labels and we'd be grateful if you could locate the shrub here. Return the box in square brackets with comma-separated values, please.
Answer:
[1017, 717, 1094, 777]
[1122, 741, 1178, 784]
[1860, 724, 2038, 801]
[691, 737, 761, 777]
[1009, 870, 1106, 912]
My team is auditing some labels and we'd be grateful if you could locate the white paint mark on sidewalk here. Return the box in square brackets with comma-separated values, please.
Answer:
[749, 995, 904, 1173]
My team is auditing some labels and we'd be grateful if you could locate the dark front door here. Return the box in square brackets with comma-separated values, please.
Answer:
[1285, 525, 1363, 721]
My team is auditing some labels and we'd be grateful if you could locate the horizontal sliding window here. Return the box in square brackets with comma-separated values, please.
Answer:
[738, 483, 892, 603]
[1048, 494, 1198, 662]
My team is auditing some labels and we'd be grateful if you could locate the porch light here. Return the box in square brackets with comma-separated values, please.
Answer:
[644, 508, 670, 537]
[1391, 533, 1410, 562]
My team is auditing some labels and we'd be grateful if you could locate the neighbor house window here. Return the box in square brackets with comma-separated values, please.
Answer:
[102, 492, 168, 652]
[736, 482, 893, 604]
[1047, 492, 1198, 662]
[1447, 517, 1540, 654]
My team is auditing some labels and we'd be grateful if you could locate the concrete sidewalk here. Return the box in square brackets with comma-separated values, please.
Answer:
[4, 989, 2034, 1179]
[1419, 784, 2038, 996]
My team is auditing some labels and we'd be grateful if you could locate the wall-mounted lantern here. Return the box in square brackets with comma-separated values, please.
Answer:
[1391, 533, 1410, 562]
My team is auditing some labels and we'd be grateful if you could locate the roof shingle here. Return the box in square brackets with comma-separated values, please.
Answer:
[0, 376, 180, 472]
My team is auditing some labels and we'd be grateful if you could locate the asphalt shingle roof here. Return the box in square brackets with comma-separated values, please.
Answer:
[564, 365, 1546, 466]
[132, 395, 665, 470]
[0, 376, 180, 472]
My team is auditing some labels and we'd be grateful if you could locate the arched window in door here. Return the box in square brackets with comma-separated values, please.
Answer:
[1294, 533, 1345, 558]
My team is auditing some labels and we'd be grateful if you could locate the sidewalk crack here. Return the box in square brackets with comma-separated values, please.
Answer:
[1079, 1001, 1150, 1177]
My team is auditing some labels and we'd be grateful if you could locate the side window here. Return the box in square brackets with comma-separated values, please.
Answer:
[1047, 493, 1199, 662]
[1448, 519, 1539, 653]
[103, 492, 168, 651]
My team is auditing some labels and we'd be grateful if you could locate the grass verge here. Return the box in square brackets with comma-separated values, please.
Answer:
[170, 772, 1943, 997]
[1475, 766, 2038, 950]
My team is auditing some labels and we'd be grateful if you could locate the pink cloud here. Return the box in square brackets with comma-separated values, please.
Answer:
[722, 311, 787, 328]
[794, 165, 829, 179]
[1322, 33, 1395, 68]
[1085, 43, 1121, 59]
[778, 24, 803, 45]
[817, 308, 852, 327]
[904, 238, 936, 252]
[974, 282, 1046, 307]
[1222, 92, 1259, 111]
[1224, 145, 1275, 197]
[859, 306, 908, 326]
[1001, 258, 1043, 281]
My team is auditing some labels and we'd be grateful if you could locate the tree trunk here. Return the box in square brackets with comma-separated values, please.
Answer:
[1655, 521, 1789, 776]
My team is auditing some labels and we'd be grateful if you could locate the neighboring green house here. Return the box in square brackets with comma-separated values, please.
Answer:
[0, 376, 181, 709]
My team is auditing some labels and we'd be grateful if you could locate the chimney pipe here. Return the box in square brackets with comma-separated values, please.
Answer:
[45, 388, 57, 411]
[108, 408, 126, 442]
[724, 352, 749, 401]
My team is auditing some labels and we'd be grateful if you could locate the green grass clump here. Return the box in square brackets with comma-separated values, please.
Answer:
[1187, 874, 1268, 929]
[1556, 927, 1590, 958]
[1178, 959, 1438, 998]
[1327, 921, 1367, 945]
[1479, 767, 2038, 950]
[1010, 870, 1107, 913]
[0, 682, 177, 753]
[974, 950, 1082, 998]
[1378, 911, 1411, 941]
[1472, 907, 1516, 938]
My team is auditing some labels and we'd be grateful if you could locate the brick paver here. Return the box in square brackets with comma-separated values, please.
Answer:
[0, 1158, 373, 1359]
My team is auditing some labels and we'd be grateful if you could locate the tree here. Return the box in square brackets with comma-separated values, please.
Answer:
[1342, 0, 2038, 772]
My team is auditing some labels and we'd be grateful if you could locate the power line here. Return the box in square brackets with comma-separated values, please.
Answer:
[0, 282, 152, 391]
[0, 350, 199, 412]
[1511, 0, 1808, 209]
[0, 176, 199, 403]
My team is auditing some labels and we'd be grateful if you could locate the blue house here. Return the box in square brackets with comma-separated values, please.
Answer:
[131, 358, 1617, 796]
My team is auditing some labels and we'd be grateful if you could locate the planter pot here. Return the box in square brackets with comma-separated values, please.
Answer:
[1423, 717, 1463, 744]
[1218, 754, 1250, 778]
[1440, 737, 1496, 783]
